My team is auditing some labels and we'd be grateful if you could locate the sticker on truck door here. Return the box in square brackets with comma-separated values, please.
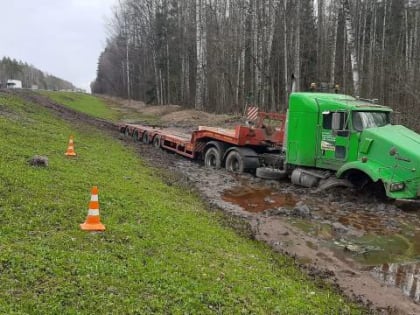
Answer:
[321, 132, 336, 151]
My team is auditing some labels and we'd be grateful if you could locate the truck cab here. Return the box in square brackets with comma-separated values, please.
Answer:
[287, 93, 420, 200]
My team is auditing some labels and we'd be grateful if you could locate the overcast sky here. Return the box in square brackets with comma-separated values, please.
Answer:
[0, 0, 116, 92]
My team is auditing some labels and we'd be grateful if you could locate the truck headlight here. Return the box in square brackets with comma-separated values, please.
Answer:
[390, 182, 405, 192]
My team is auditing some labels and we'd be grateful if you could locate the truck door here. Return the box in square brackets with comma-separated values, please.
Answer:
[316, 111, 350, 170]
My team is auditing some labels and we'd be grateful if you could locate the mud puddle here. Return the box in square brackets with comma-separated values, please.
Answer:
[222, 182, 420, 308]
[222, 185, 296, 212]
[370, 262, 420, 303]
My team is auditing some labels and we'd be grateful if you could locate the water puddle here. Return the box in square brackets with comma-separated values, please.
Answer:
[337, 212, 399, 234]
[222, 182, 420, 304]
[222, 185, 296, 213]
[370, 262, 420, 303]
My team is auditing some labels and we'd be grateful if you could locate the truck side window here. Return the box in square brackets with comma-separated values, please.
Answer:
[323, 113, 332, 129]
[332, 112, 348, 130]
[323, 112, 347, 130]
[331, 112, 349, 137]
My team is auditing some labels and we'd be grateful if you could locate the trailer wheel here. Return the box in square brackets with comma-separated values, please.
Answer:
[133, 131, 139, 142]
[153, 136, 161, 149]
[124, 127, 130, 137]
[256, 167, 287, 180]
[225, 151, 244, 173]
[204, 147, 222, 169]
[142, 131, 149, 144]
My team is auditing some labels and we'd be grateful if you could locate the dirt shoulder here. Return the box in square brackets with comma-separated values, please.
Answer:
[19, 91, 420, 315]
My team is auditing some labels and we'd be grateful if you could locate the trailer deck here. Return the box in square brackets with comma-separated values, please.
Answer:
[120, 112, 285, 161]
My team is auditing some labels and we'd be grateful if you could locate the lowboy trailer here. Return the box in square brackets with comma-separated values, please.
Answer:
[120, 112, 287, 174]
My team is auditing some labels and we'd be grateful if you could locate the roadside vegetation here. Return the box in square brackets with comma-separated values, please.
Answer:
[39, 90, 118, 121]
[0, 92, 364, 313]
[41, 91, 163, 125]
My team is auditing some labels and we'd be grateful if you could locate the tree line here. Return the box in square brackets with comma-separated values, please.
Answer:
[92, 0, 420, 129]
[0, 57, 75, 91]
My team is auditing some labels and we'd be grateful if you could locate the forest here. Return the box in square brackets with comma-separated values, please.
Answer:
[92, 0, 420, 129]
[0, 57, 75, 91]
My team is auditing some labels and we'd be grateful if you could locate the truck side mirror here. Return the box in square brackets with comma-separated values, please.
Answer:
[389, 147, 397, 156]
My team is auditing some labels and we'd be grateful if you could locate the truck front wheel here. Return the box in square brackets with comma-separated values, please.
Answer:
[225, 151, 244, 173]
[204, 147, 222, 169]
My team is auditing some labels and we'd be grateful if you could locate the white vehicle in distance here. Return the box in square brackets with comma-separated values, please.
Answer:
[6, 79, 22, 89]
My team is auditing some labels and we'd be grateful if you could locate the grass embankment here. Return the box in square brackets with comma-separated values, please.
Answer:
[40, 91, 161, 125]
[0, 92, 363, 314]
[39, 91, 119, 121]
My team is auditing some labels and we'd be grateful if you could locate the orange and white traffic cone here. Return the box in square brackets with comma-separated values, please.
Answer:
[65, 135, 77, 156]
[80, 186, 105, 231]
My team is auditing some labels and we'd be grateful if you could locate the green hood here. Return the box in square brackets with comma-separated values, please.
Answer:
[361, 124, 420, 198]
[362, 125, 420, 160]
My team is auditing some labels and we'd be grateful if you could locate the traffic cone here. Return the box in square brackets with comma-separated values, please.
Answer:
[65, 135, 77, 156]
[80, 186, 105, 231]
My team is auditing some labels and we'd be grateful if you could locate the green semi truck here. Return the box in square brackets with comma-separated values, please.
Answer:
[122, 92, 420, 200]
[284, 92, 420, 200]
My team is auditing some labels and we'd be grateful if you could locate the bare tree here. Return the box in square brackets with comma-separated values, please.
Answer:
[342, 0, 360, 96]
[92, 0, 420, 131]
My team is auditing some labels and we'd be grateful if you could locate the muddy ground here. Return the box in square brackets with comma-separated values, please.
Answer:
[136, 143, 420, 315]
[13, 90, 420, 314]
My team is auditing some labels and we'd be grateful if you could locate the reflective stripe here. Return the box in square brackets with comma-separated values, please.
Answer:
[246, 106, 259, 121]
[88, 209, 99, 216]
[90, 195, 98, 202]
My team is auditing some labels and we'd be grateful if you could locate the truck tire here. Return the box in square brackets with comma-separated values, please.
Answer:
[124, 127, 130, 137]
[133, 131, 139, 142]
[204, 147, 222, 169]
[142, 131, 149, 144]
[256, 167, 288, 180]
[153, 136, 161, 149]
[225, 151, 244, 173]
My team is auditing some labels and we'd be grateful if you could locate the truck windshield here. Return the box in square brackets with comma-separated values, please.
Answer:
[352, 111, 390, 131]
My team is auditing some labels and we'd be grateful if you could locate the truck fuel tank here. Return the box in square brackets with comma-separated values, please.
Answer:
[291, 168, 331, 188]
[291, 169, 320, 187]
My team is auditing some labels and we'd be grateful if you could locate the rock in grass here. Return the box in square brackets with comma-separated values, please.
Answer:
[28, 155, 49, 167]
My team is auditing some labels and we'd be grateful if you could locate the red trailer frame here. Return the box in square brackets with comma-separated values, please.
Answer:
[120, 112, 286, 160]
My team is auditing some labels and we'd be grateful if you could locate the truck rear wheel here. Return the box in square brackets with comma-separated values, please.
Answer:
[204, 147, 222, 169]
[124, 127, 130, 137]
[142, 131, 149, 144]
[153, 136, 161, 149]
[133, 131, 139, 142]
[225, 151, 244, 173]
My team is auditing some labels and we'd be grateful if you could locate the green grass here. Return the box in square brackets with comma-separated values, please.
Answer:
[41, 91, 163, 125]
[39, 91, 119, 121]
[0, 92, 364, 314]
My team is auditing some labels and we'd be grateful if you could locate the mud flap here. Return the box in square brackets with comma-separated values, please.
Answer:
[236, 147, 260, 169]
